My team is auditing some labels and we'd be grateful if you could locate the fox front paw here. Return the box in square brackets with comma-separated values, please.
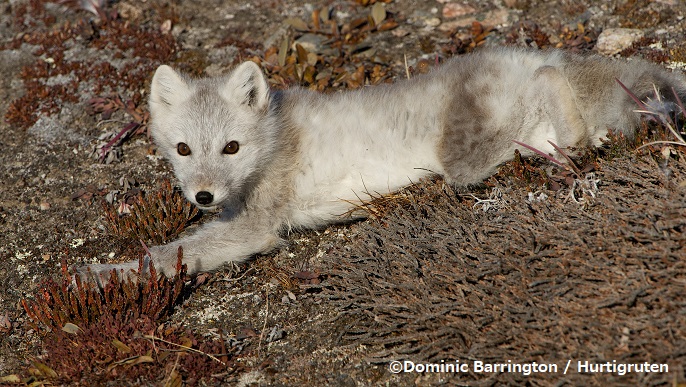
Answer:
[73, 259, 148, 287]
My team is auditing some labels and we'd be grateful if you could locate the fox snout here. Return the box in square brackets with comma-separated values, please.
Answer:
[195, 191, 214, 206]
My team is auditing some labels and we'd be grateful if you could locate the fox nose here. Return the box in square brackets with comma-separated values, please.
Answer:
[195, 191, 214, 205]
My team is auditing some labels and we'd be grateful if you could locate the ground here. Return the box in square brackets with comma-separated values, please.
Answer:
[0, 0, 685, 386]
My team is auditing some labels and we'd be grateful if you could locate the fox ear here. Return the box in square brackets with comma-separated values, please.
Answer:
[222, 61, 269, 110]
[150, 65, 191, 109]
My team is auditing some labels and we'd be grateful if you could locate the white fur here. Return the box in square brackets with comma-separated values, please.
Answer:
[78, 47, 686, 283]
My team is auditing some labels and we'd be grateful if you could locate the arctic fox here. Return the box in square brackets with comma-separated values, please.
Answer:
[80, 47, 686, 282]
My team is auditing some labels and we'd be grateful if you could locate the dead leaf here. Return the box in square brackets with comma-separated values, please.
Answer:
[371, 2, 386, 26]
[377, 19, 398, 31]
[163, 369, 182, 387]
[107, 355, 154, 372]
[295, 44, 308, 64]
[348, 17, 368, 31]
[112, 339, 132, 354]
[95, 355, 114, 365]
[662, 146, 674, 159]
[303, 65, 316, 84]
[157, 351, 171, 362]
[320, 6, 330, 22]
[284, 17, 309, 31]
[278, 38, 289, 67]
[32, 362, 58, 379]
[0, 314, 11, 334]
[312, 9, 321, 30]
[61, 322, 81, 334]
[0, 374, 21, 383]
[179, 336, 193, 349]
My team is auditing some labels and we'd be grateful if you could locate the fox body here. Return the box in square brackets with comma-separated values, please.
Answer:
[80, 47, 686, 281]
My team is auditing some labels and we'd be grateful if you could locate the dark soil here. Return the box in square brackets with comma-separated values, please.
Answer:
[1, 0, 685, 385]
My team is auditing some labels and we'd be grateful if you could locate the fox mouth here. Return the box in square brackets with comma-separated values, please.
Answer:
[191, 193, 222, 210]
[188, 191, 243, 212]
[194, 202, 220, 211]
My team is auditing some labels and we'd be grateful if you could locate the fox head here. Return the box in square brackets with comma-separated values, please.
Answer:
[149, 62, 275, 210]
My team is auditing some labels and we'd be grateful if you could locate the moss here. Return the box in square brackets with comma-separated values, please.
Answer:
[103, 180, 200, 246]
[22, 252, 236, 385]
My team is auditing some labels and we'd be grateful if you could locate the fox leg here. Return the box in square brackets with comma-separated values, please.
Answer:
[533, 65, 590, 149]
[76, 211, 283, 286]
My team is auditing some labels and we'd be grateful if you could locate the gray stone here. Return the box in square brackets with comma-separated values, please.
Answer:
[596, 28, 644, 55]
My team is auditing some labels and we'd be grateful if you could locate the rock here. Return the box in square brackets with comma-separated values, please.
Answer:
[424, 17, 442, 28]
[293, 33, 328, 54]
[596, 28, 644, 55]
[391, 27, 410, 38]
[408, 10, 443, 28]
[442, 3, 477, 19]
[438, 9, 511, 32]
[117, 2, 143, 21]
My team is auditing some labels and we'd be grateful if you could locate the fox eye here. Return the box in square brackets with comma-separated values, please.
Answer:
[177, 142, 191, 156]
[223, 141, 239, 155]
